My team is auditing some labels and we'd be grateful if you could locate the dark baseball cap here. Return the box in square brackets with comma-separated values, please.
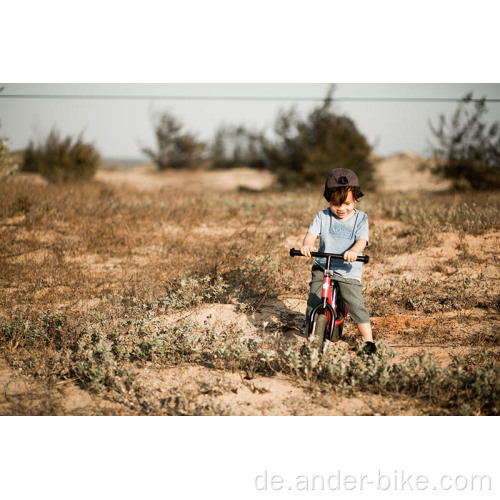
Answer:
[323, 168, 364, 201]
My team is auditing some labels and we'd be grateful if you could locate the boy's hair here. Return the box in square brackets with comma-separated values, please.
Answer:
[328, 185, 363, 206]
[323, 168, 364, 202]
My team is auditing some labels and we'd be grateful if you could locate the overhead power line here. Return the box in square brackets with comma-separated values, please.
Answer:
[0, 94, 499, 103]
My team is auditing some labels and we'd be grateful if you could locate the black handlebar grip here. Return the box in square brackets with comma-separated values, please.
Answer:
[289, 248, 369, 264]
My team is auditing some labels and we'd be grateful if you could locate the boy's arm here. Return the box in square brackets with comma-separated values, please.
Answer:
[344, 238, 368, 262]
[300, 232, 318, 258]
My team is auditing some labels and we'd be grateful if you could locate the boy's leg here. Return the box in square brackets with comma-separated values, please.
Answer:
[335, 278, 373, 341]
[356, 322, 373, 342]
[305, 264, 324, 326]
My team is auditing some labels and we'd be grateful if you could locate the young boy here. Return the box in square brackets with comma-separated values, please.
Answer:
[300, 168, 376, 355]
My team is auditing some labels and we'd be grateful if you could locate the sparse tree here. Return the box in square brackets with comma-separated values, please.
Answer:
[143, 112, 207, 170]
[210, 124, 267, 169]
[428, 92, 500, 190]
[262, 85, 375, 188]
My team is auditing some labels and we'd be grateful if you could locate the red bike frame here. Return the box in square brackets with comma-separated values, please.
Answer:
[309, 261, 347, 339]
[290, 248, 369, 340]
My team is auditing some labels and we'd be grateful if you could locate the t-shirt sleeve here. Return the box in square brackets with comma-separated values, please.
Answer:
[308, 212, 322, 236]
[355, 213, 369, 244]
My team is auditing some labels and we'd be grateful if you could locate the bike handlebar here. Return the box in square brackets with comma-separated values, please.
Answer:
[289, 248, 370, 264]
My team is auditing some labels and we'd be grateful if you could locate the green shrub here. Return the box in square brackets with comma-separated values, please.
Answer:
[262, 86, 375, 189]
[143, 111, 207, 170]
[2, 308, 498, 414]
[21, 141, 42, 173]
[428, 92, 500, 190]
[206, 86, 375, 188]
[210, 124, 267, 169]
[21, 130, 100, 183]
[0, 87, 18, 180]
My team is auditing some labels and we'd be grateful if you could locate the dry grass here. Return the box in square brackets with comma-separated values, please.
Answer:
[1, 174, 499, 415]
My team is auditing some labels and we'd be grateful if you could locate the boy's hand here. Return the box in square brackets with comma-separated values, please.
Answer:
[344, 239, 367, 262]
[343, 250, 359, 262]
[300, 245, 316, 258]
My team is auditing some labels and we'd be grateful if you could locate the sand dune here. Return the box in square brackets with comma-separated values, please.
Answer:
[374, 151, 451, 193]
[95, 152, 450, 194]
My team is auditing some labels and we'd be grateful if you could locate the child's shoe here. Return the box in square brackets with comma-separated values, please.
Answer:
[363, 341, 377, 355]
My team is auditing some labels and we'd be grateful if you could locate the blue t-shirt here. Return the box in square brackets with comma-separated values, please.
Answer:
[308, 208, 369, 282]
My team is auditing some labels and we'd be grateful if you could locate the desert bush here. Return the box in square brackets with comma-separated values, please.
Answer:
[71, 326, 134, 393]
[1, 309, 498, 414]
[20, 141, 42, 173]
[143, 111, 207, 170]
[0, 134, 18, 181]
[0, 98, 18, 179]
[154, 276, 230, 311]
[207, 86, 375, 188]
[261, 86, 375, 189]
[1, 309, 74, 351]
[0, 88, 18, 180]
[210, 124, 267, 169]
[21, 130, 100, 183]
[428, 92, 500, 190]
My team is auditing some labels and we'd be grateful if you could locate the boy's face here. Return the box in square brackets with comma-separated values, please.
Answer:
[330, 191, 355, 220]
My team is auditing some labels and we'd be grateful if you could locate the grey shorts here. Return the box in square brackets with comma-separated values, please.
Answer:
[306, 264, 371, 324]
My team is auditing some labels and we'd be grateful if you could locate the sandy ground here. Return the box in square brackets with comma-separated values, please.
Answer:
[96, 165, 275, 193]
[2, 153, 498, 415]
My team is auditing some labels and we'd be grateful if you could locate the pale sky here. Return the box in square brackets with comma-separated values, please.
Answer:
[1, 83, 499, 161]
[2, 1, 500, 494]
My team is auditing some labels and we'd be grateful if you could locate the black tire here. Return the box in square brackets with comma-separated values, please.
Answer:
[331, 321, 343, 342]
[312, 314, 327, 352]
[331, 287, 345, 342]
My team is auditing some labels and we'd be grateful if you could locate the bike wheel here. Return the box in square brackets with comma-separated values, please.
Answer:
[312, 314, 327, 352]
[331, 285, 345, 342]
[331, 320, 343, 342]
